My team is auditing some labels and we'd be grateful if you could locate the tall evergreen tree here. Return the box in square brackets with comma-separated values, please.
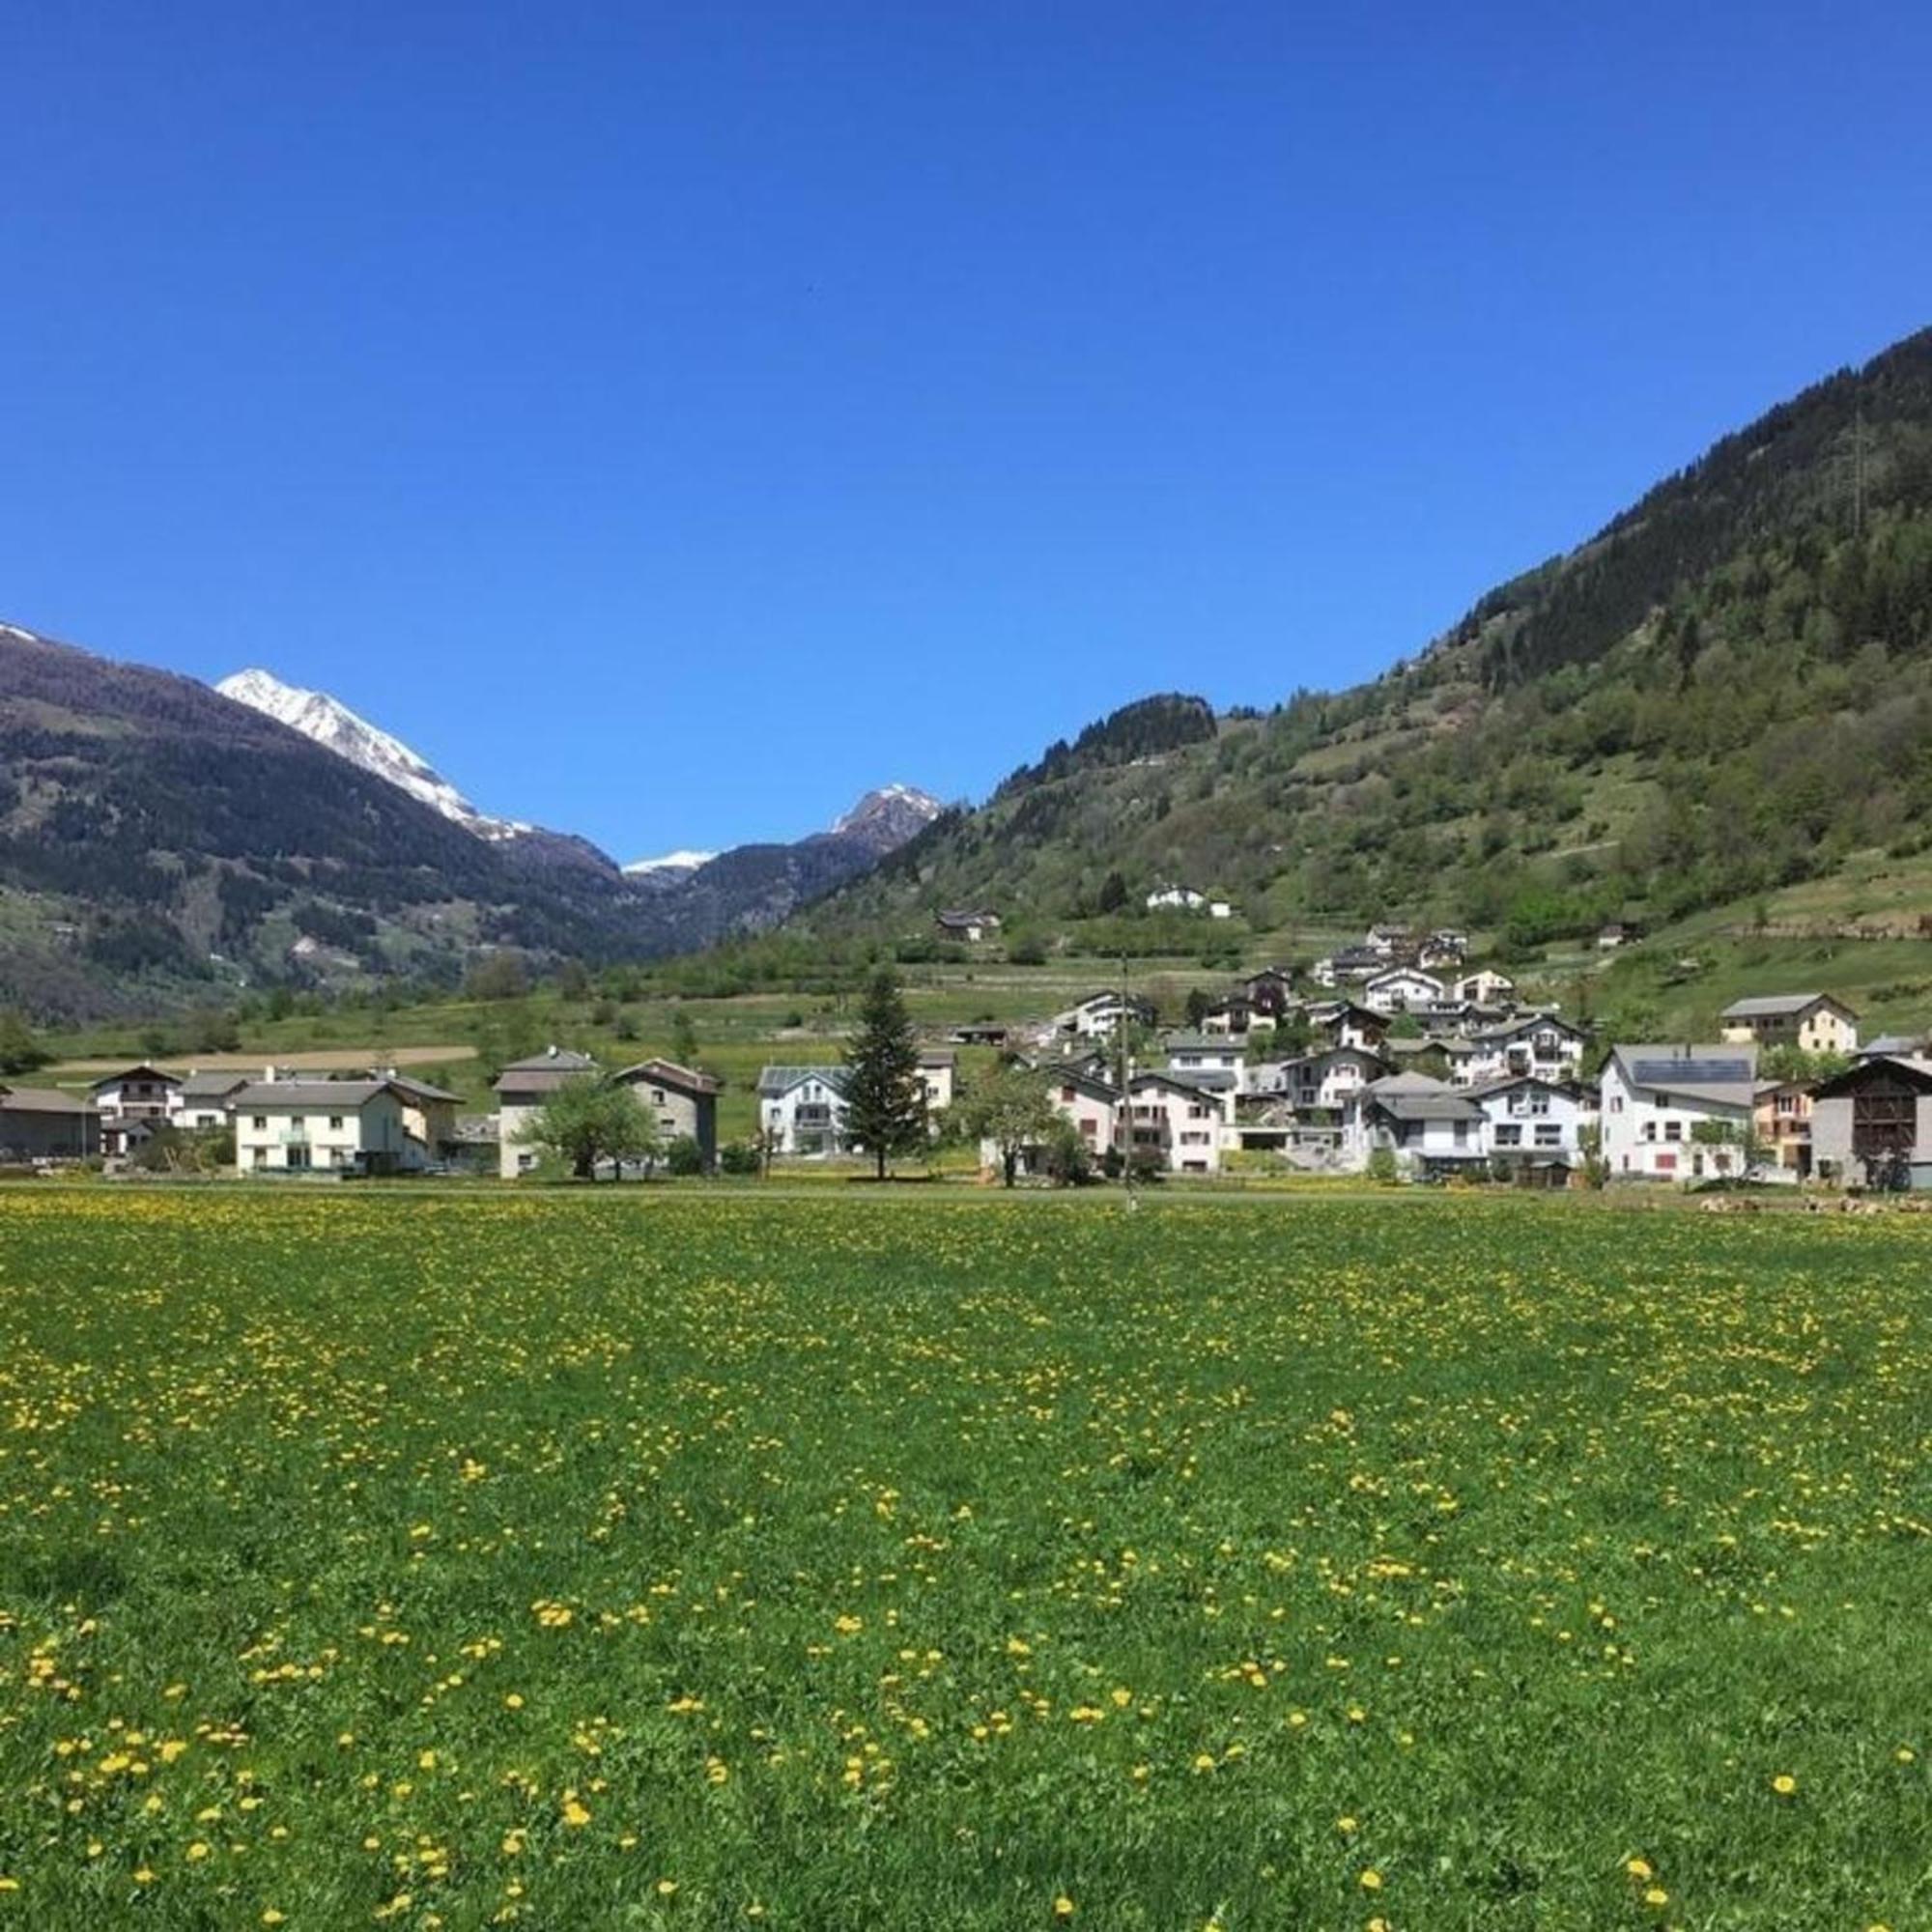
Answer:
[842, 967, 925, 1180]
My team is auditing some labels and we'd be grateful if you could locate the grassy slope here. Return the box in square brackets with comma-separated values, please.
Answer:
[0, 1189, 1923, 1929]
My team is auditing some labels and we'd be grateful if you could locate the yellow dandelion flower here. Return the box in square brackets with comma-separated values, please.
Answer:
[1771, 1773, 1797, 1796]
[1626, 1858, 1653, 1881]
[1054, 1896, 1076, 1919]
[1337, 1815, 1359, 1834]
[1643, 1888, 1668, 1908]
[1359, 1868, 1383, 1890]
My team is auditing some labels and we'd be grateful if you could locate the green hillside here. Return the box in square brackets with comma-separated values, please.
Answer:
[810, 327, 1932, 961]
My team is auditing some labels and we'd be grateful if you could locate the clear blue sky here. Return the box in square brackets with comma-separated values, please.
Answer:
[3, 2, 1928, 860]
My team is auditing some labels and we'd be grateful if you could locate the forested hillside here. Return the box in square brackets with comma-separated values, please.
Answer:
[814, 327, 1932, 952]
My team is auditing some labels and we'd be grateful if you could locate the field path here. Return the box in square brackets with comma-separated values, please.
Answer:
[46, 1043, 478, 1074]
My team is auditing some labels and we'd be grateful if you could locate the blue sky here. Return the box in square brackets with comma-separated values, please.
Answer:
[3, 2, 1928, 859]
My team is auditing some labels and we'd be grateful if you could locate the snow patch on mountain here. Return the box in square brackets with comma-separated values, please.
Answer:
[622, 849, 719, 884]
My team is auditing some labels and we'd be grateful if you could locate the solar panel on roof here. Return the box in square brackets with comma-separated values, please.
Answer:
[1630, 1058, 1751, 1085]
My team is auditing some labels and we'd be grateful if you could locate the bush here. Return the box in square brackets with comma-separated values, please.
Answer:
[1366, 1148, 1400, 1185]
[665, 1135, 705, 1178]
[718, 1141, 762, 1177]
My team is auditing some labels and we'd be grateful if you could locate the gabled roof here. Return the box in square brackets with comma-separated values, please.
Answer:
[1127, 1069, 1224, 1099]
[1162, 1031, 1245, 1053]
[231, 1079, 396, 1109]
[384, 1073, 463, 1103]
[180, 1071, 252, 1101]
[89, 1063, 182, 1092]
[1466, 1073, 1591, 1102]
[1719, 992, 1858, 1020]
[1043, 1063, 1121, 1102]
[1369, 1090, 1484, 1124]
[0, 1085, 97, 1116]
[1607, 1044, 1757, 1108]
[757, 1065, 851, 1098]
[1813, 1054, 1932, 1097]
[1859, 1034, 1923, 1058]
[612, 1057, 724, 1097]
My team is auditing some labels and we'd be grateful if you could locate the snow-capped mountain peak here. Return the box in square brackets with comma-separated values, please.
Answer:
[216, 668, 527, 840]
[830, 782, 943, 850]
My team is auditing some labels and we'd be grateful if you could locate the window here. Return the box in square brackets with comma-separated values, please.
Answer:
[1664, 1120, 1682, 1141]
[1495, 1124, 1522, 1148]
[1656, 1151, 1677, 1171]
[253, 1116, 267, 1130]
[1609, 1095, 1624, 1114]
[1534, 1124, 1561, 1148]
[652, 1088, 666, 1104]
[329, 1116, 344, 1131]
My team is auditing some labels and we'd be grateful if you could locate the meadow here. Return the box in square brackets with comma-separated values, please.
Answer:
[0, 1189, 1924, 1930]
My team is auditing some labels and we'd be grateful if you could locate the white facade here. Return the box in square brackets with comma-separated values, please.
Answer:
[1146, 885, 1207, 911]
[1600, 1047, 1756, 1181]
[1452, 969, 1517, 1006]
[1122, 1075, 1225, 1174]
[1061, 993, 1151, 1039]
[1471, 1077, 1596, 1166]
[234, 1084, 419, 1174]
[1341, 1074, 1485, 1176]
[1362, 967, 1445, 1014]
[759, 1068, 852, 1155]
[1445, 1016, 1586, 1088]
[1254, 1047, 1384, 1114]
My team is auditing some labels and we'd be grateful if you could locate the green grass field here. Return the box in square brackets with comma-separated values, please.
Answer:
[0, 1190, 1924, 1929]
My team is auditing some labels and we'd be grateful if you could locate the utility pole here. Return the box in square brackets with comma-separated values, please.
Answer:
[1117, 950, 1133, 1201]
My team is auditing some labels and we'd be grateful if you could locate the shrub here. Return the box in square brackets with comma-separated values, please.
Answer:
[665, 1135, 706, 1178]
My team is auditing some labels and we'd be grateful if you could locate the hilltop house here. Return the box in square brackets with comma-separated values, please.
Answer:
[495, 1047, 602, 1179]
[935, 909, 1001, 943]
[232, 1077, 437, 1176]
[757, 1065, 853, 1155]
[1239, 968, 1296, 1020]
[1059, 991, 1157, 1039]
[1452, 969, 1517, 1007]
[1362, 965, 1445, 1015]
[1308, 1000, 1387, 1054]
[1599, 1044, 1758, 1181]
[1312, 946, 1387, 988]
[1719, 994, 1861, 1057]
[611, 1058, 723, 1168]
[1809, 1054, 1932, 1189]
[0, 1084, 99, 1162]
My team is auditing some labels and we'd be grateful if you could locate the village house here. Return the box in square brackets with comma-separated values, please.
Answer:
[611, 1058, 723, 1168]
[1753, 1078, 1813, 1177]
[1365, 923, 1414, 958]
[1719, 994, 1861, 1057]
[1239, 967, 1296, 1020]
[1311, 945, 1388, 987]
[1470, 1075, 1597, 1173]
[1418, 928, 1470, 970]
[1045, 1064, 1122, 1156]
[1452, 968, 1517, 1006]
[950, 1022, 1010, 1047]
[1307, 1000, 1388, 1054]
[1122, 1071, 1227, 1174]
[1251, 1045, 1385, 1115]
[1342, 1072, 1486, 1179]
[231, 1077, 435, 1176]
[89, 1063, 184, 1157]
[917, 1049, 957, 1115]
[179, 1070, 250, 1129]
[1809, 1053, 1932, 1189]
[1161, 1032, 1247, 1100]
[757, 1065, 852, 1155]
[1145, 884, 1207, 912]
[1361, 965, 1445, 1015]
[1058, 991, 1156, 1039]
[1599, 1044, 1758, 1181]
[1199, 993, 1263, 1037]
[379, 1073, 462, 1162]
[494, 1046, 602, 1179]
[1443, 1014, 1587, 1088]
[934, 909, 1001, 943]
[0, 1084, 99, 1162]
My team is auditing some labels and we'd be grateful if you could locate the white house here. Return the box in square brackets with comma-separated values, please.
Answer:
[232, 1077, 429, 1176]
[1122, 1071, 1226, 1174]
[1719, 994, 1861, 1057]
[1452, 969, 1517, 1007]
[917, 1049, 957, 1115]
[1599, 1044, 1758, 1181]
[1444, 1014, 1587, 1088]
[495, 1047, 602, 1178]
[1362, 966, 1445, 1015]
[1163, 1032, 1248, 1093]
[1058, 992, 1156, 1039]
[935, 909, 1001, 943]
[1252, 1046, 1385, 1115]
[1146, 885, 1229, 915]
[89, 1064, 184, 1157]
[757, 1065, 853, 1155]
[1308, 1001, 1388, 1054]
[1342, 1072, 1487, 1178]
[1809, 1054, 1932, 1188]
[1469, 1075, 1597, 1171]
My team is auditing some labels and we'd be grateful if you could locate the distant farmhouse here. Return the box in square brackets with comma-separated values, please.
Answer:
[1719, 994, 1860, 1057]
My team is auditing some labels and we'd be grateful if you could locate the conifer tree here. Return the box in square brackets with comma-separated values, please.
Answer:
[842, 967, 925, 1180]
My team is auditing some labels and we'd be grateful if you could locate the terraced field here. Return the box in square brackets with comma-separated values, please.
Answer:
[0, 1189, 1924, 1928]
